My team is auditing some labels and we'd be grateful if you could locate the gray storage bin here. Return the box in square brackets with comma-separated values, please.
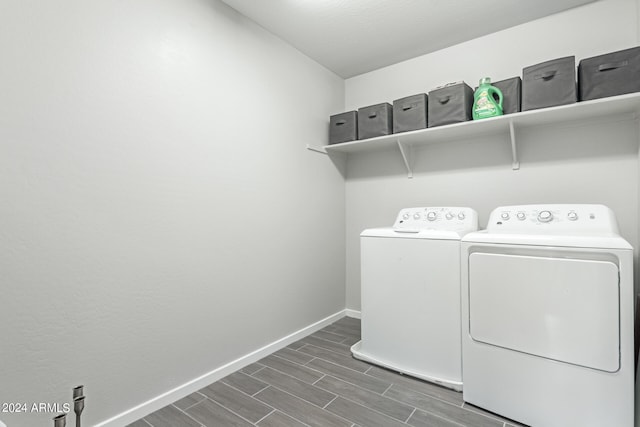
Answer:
[522, 56, 576, 111]
[578, 46, 640, 101]
[329, 111, 357, 145]
[358, 103, 393, 139]
[428, 82, 474, 127]
[493, 77, 521, 115]
[393, 94, 428, 133]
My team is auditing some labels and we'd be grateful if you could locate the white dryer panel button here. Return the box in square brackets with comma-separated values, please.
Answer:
[537, 210, 553, 223]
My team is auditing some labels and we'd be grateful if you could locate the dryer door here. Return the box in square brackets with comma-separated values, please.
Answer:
[468, 252, 620, 372]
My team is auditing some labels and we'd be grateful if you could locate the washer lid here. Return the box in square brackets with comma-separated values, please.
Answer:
[361, 228, 468, 240]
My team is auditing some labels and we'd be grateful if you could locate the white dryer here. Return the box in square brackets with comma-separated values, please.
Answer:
[352, 207, 478, 390]
[461, 204, 634, 427]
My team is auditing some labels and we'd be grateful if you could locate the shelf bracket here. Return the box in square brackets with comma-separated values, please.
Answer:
[509, 121, 520, 170]
[397, 140, 414, 179]
[306, 144, 328, 155]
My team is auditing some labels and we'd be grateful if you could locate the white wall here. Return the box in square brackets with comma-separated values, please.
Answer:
[0, 1, 345, 426]
[345, 0, 640, 310]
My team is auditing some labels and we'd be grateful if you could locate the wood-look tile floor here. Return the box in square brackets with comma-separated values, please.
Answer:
[127, 317, 526, 427]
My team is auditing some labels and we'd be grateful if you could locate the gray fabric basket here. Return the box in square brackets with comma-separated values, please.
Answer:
[428, 82, 473, 127]
[522, 56, 576, 111]
[579, 46, 640, 101]
[329, 111, 357, 145]
[358, 103, 393, 139]
[393, 94, 428, 133]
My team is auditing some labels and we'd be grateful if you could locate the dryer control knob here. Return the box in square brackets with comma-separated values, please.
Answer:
[445, 212, 454, 220]
[517, 212, 526, 220]
[538, 210, 553, 223]
[567, 211, 578, 221]
[457, 212, 466, 220]
[413, 213, 421, 220]
[427, 212, 437, 221]
[402, 213, 410, 220]
[501, 212, 510, 220]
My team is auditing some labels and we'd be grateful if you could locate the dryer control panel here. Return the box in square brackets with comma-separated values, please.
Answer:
[393, 207, 478, 232]
[487, 204, 620, 234]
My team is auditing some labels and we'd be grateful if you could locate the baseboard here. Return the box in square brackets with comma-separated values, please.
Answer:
[95, 309, 347, 427]
[345, 309, 361, 319]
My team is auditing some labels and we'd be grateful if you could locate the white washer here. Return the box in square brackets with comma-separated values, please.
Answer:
[461, 204, 634, 427]
[351, 207, 478, 390]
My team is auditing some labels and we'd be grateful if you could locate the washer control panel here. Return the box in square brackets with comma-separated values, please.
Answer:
[487, 204, 619, 234]
[393, 207, 478, 232]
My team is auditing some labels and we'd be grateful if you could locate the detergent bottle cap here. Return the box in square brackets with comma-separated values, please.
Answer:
[479, 77, 492, 85]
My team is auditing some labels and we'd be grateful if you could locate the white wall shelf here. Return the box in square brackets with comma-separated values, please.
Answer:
[309, 92, 640, 178]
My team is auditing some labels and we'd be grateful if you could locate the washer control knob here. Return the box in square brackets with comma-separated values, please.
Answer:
[445, 212, 454, 220]
[413, 213, 421, 220]
[516, 212, 526, 221]
[501, 212, 510, 220]
[567, 211, 578, 221]
[538, 210, 553, 223]
[402, 213, 410, 220]
[427, 212, 437, 221]
[457, 212, 466, 220]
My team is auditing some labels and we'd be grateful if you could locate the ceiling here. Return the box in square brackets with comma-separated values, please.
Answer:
[219, 0, 599, 78]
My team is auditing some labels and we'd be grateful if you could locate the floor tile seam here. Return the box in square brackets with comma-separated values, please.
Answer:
[311, 369, 391, 395]
[140, 418, 154, 427]
[461, 402, 514, 424]
[250, 391, 321, 427]
[171, 402, 210, 427]
[242, 362, 267, 376]
[204, 382, 279, 421]
[258, 410, 314, 427]
[254, 376, 338, 409]
[315, 373, 394, 400]
[404, 407, 417, 424]
[308, 355, 385, 379]
[219, 377, 269, 397]
[325, 326, 361, 339]
[317, 332, 350, 343]
[318, 326, 350, 337]
[252, 408, 276, 425]
[298, 347, 369, 372]
[179, 391, 208, 411]
[380, 384, 469, 421]
[373, 376, 463, 407]
[254, 383, 355, 427]
[273, 350, 315, 366]
[323, 394, 410, 426]
[298, 343, 355, 360]
[312, 373, 327, 385]
[311, 395, 367, 427]
[405, 407, 467, 427]
[268, 354, 326, 378]
[248, 366, 266, 377]
[322, 394, 340, 409]
[313, 375, 414, 423]
[194, 394, 270, 426]
[339, 336, 356, 344]
[255, 361, 325, 386]
[304, 336, 352, 353]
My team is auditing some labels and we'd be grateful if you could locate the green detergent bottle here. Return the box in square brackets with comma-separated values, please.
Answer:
[473, 77, 503, 120]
